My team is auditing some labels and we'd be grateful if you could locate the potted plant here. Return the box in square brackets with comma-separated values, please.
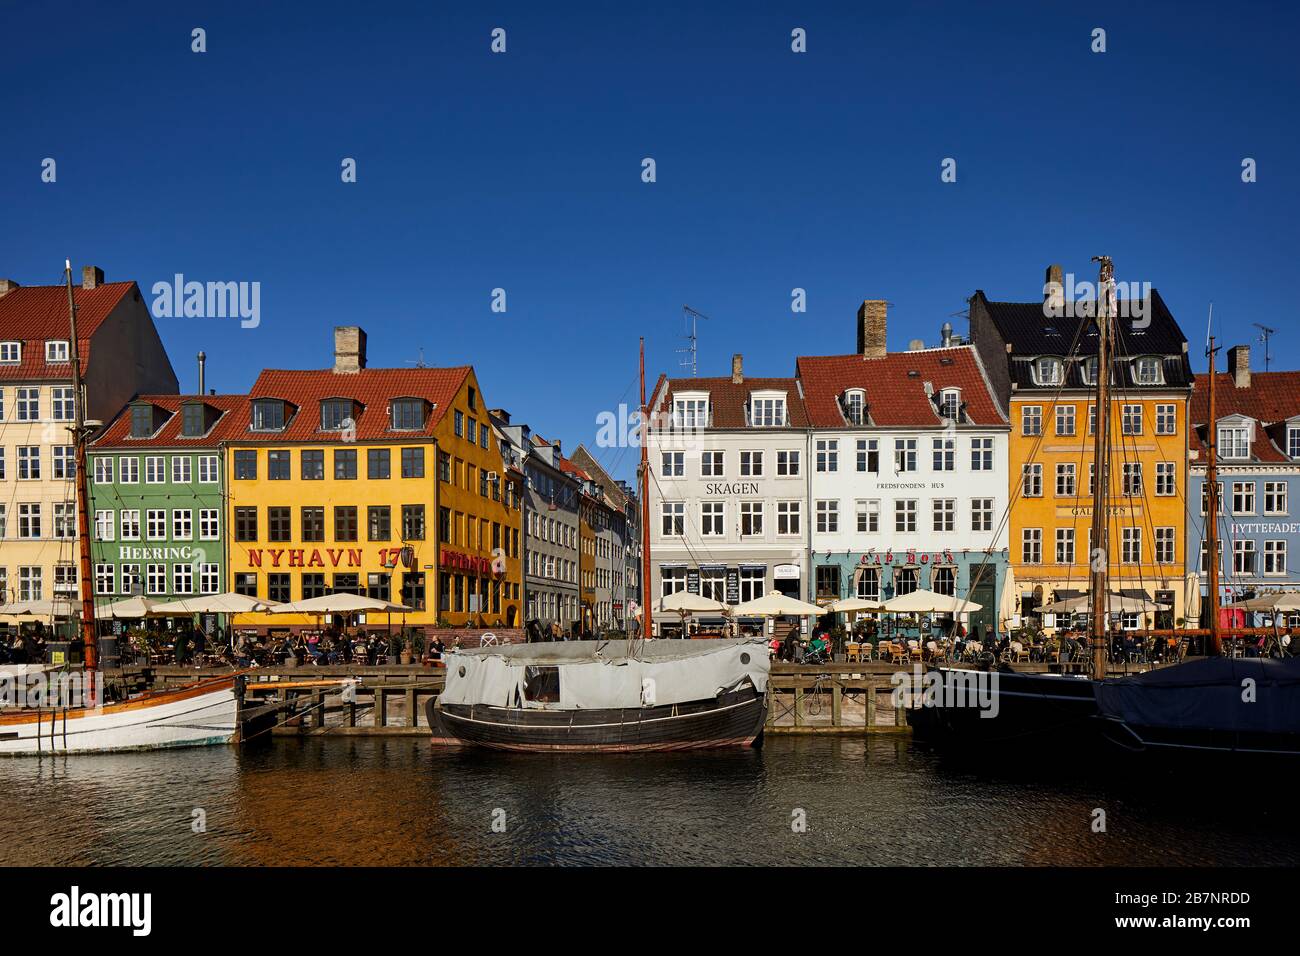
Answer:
[397, 635, 413, 665]
[410, 632, 426, 663]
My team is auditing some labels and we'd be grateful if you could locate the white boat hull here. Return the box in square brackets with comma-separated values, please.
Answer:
[0, 678, 239, 755]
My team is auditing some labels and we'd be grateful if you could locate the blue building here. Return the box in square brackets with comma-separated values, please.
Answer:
[1189, 345, 1300, 625]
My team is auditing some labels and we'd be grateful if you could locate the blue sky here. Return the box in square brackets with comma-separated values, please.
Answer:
[2, 1, 1296, 482]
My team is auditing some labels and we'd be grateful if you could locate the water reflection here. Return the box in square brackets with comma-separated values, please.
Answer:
[0, 737, 1294, 866]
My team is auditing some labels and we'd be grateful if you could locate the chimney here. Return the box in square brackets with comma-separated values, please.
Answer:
[82, 265, 104, 290]
[940, 321, 954, 347]
[197, 351, 207, 396]
[0, 279, 19, 298]
[1044, 263, 1064, 312]
[731, 353, 744, 384]
[857, 300, 887, 358]
[1228, 345, 1251, 388]
[333, 326, 367, 374]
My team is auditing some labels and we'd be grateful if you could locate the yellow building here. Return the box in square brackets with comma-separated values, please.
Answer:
[970, 278, 1194, 631]
[0, 268, 177, 617]
[224, 327, 521, 633]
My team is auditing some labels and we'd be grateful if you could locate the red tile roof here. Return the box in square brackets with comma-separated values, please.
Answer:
[91, 394, 247, 449]
[1189, 371, 1300, 462]
[0, 282, 136, 381]
[650, 376, 811, 428]
[227, 366, 471, 442]
[558, 457, 593, 482]
[796, 346, 1007, 427]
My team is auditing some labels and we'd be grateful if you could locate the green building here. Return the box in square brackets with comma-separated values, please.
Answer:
[88, 394, 244, 607]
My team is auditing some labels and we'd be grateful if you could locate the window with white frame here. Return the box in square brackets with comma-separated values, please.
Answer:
[200, 509, 220, 540]
[815, 500, 838, 533]
[1289, 426, 1300, 459]
[932, 498, 955, 532]
[1134, 357, 1163, 385]
[17, 446, 40, 480]
[700, 450, 724, 477]
[1056, 528, 1075, 564]
[51, 386, 74, 421]
[816, 439, 838, 472]
[1035, 357, 1063, 386]
[173, 563, 194, 595]
[45, 340, 69, 363]
[856, 499, 879, 533]
[1122, 527, 1142, 564]
[1056, 463, 1076, 497]
[748, 394, 786, 427]
[172, 456, 192, 483]
[894, 438, 916, 473]
[776, 449, 801, 476]
[739, 567, 764, 602]
[1199, 540, 1222, 575]
[701, 502, 725, 535]
[673, 396, 708, 428]
[777, 500, 801, 535]
[932, 438, 954, 471]
[661, 451, 683, 477]
[1201, 480, 1224, 516]
[1022, 462, 1043, 497]
[972, 498, 993, 532]
[19, 566, 42, 600]
[1155, 527, 1176, 565]
[665, 502, 686, 538]
[200, 563, 221, 594]
[1055, 404, 1075, 436]
[95, 564, 116, 595]
[120, 509, 140, 540]
[1232, 481, 1256, 515]
[1121, 404, 1143, 435]
[1234, 539, 1256, 575]
[199, 455, 219, 483]
[856, 439, 878, 473]
[146, 509, 167, 540]
[52, 446, 74, 480]
[172, 509, 193, 540]
[53, 502, 74, 538]
[145, 456, 166, 483]
[1155, 462, 1176, 497]
[856, 567, 880, 602]
[0, 341, 20, 364]
[1122, 462, 1143, 497]
[895, 499, 917, 533]
[93, 457, 113, 483]
[146, 564, 167, 595]
[938, 389, 961, 422]
[1155, 404, 1176, 435]
[1265, 481, 1288, 515]
[1022, 528, 1042, 564]
[120, 457, 139, 483]
[843, 390, 865, 424]
[660, 567, 687, 597]
[740, 501, 763, 536]
[971, 437, 993, 471]
[1021, 405, 1042, 436]
[95, 510, 115, 541]
[1219, 424, 1250, 459]
[121, 564, 142, 595]
[17, 387, 39, 421]
[740, 450, 763, 476]
[1265, 540, 1287, 575]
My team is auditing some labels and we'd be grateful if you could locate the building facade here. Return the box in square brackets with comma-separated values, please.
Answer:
[969, 266, 1193, 631]
[798, 301, 1011, 637]
[1189, 347, 1300, 621]
[225, 327, 521, 632]
[646, 360, 812, 635]
[88, 395, 242, 607]
[0, 268, 177, 611]
[571, 444, 641, 632]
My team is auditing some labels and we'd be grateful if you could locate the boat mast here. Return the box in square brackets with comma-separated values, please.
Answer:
[1205, 335, 1223, 656]
[1088, 256, 1114, 679]
[65, 260, 99, 678]
[640, 337, 652, 641]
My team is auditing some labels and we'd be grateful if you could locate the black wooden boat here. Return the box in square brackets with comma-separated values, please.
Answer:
[428, 638, 769, 752]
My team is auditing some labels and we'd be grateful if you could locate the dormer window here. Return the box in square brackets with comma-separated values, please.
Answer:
[390, 398, 426, 431]
[130, 403, 161, 439]
[1080, 356, 1098, 385]
[1035, 357, 1063, 386]
[1218, 423, 1251, 460]
[1289, 425, 1300, 460]
[181, 402, 209, 438]
[748, 392, 787, 427]
[0, 341, 19, 364]
[843, 389, 865, 425]
[1133, 356, 1163, 385]
[45, 341, 70, 363]
[938, 388, 962, 422]
[252, 399, 288, 432]
[673, 394, 709, 429]
[320, 398, 354, 431]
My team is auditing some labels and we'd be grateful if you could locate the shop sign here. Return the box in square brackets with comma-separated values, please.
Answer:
[860, 549, 955, 566]
[246, 547, 363, 568]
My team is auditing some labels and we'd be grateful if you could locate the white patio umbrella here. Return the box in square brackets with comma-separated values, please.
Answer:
[999, 566, 1018, 626]
[100, 595, 180, 619]
[267, 593, 412, 615]
[730, 591, 828, 618]
[823, 597, 881, 613]
[152, 592, 279, 615]
[0, 597, 80, 619]
[1226, 592, 1300, 612]
[1038, 591, 1169, 615]
[882, 589, 983, 614]
[653, 591, 731, 615]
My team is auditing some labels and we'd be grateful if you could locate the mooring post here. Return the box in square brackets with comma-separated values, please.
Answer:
[831, 681, 842, 727]
[866, 682, 878, 728]
[793, 685, 803, 727]
[374, 686, 387, 728]
[406, 687, 417, 729]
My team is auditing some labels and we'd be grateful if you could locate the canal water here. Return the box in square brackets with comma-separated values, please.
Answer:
[1, 737, 1293, 866]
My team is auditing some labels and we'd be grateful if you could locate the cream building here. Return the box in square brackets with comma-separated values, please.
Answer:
[0, 267, 177, 612]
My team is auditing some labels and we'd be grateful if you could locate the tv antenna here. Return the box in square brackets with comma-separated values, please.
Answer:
[406, 347, 427, 369]
[1254, 323, 1277, 371]
[677, 305, 710, 376]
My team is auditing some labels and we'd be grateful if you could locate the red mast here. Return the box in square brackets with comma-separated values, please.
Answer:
[65, 260, 98, 684]
[1205, 337, 1223, 656]
[640, 338, 652, 641]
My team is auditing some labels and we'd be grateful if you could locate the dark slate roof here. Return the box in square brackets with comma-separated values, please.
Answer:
[975, 288, 1193, 390]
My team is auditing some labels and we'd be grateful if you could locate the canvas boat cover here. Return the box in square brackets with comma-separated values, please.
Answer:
[439, 638, 771, 710]
[1095, 656, 1300, 733]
